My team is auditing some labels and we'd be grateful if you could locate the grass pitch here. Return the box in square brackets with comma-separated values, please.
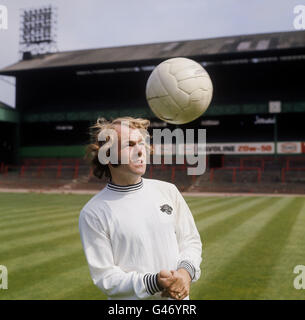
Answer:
[0, 192, 304, 300]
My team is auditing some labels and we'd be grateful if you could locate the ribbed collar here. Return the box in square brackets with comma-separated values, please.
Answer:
[107, 178, 143, 193]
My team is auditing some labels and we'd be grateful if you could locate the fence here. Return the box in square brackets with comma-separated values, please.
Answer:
[1, 155, 305, 187]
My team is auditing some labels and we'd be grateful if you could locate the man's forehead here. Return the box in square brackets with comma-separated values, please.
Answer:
[114, 124, 143, 141]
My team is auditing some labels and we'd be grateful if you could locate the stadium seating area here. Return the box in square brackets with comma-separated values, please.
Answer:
[1, 155, 305, 194]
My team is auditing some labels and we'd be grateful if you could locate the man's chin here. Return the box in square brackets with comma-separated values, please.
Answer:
[130, 164, 146, 176]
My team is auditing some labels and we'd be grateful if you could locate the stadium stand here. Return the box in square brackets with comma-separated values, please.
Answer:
[0, 30, 305, 193]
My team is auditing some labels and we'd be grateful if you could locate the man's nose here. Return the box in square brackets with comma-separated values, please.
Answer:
[136, 143, 146, 157]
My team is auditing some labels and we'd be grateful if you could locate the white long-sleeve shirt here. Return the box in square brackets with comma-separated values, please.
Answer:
[79, 177, 202, 300]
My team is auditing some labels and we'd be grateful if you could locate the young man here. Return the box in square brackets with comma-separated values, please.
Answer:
[79, 117, 202, 300]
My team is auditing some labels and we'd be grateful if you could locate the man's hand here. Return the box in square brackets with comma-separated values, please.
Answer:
[161, 269, 191, 300]
[157, 269, 176, 290]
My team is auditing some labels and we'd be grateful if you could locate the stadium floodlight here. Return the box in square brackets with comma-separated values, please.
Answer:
[19, 5, 58, 59]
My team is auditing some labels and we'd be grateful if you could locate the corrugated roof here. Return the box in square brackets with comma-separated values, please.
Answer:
[1, 30, 305, 75]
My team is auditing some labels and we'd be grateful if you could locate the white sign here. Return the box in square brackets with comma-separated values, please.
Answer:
[152, 142, 302, 155]
[269, 101, 281, 113]
[254, 115, 275, 125]
[205, 142, 274, 154]
[278, 142, 301, 154]
[153, 142, 273, 155]
[201, 120, 220, 126]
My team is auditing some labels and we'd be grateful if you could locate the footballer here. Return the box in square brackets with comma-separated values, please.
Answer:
[79, 116, 202, 300]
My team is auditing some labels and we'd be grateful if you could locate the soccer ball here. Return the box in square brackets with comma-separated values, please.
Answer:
[145, 57, 213, 124]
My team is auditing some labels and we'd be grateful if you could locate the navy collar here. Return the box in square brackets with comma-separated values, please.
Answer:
[107, 178, 143, 193]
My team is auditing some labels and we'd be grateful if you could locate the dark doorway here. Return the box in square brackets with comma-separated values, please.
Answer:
[209, 154, 223, 168]
[0, 122, 15, 164]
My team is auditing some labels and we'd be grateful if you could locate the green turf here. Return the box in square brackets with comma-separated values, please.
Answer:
[0, 192, 305, 300]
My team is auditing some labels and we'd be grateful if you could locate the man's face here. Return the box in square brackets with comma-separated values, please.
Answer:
[112, 124, 147, 177]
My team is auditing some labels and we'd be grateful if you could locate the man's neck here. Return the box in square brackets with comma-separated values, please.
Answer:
[110, 175, 142, 186]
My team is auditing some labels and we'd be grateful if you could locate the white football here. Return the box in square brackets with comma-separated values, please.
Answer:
[146, 57, 213, 124]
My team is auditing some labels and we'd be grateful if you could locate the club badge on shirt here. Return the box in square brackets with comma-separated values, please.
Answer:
[160, 204, 173, 215]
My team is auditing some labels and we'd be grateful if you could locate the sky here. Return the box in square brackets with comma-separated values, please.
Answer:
[0, 0, 301, 107]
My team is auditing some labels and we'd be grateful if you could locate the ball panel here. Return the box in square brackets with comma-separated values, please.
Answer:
[174, 65, 207, 82]
[174, 109, 201, 124]
[145, 66, 168, 99]
[176, 97, 209, 124]
[148, 95, 181, 122]
[167, 57, 199, 75]
[189, 88, 205, 101]
[178, 77, 208, 95]
[158, 62, 189, 109]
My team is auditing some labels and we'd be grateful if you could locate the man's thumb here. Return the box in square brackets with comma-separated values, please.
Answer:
[170, 270, 176, 276]
[159, 269, 172, 278]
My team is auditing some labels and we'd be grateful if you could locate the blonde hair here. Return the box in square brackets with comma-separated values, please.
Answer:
[86, 116, 152, 180]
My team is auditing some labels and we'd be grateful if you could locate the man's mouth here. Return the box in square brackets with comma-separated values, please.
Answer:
[132, 159, 144, 164]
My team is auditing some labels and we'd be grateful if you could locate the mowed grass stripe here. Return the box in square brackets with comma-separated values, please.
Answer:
[40, 266, 106, 300]
[0, 205, 60, 217]
[191, 196, 248, 219]
[257, 199, 305, 299]
[3, 249, 85, 297]
[0, 204, 73, 216]
[3, 218, 78, 249]
[59, 283, 105, 300]
[0, 202, 81, 219]
[202, 197, 275, 244]
[191, 197, 294, 300]
[1, 209, 79, 230]
[0, 192, 92, 206]
[0, 193, 92, 216]
[0, 211, 79, 237]
[204, 197, 304, 299]
[0, 203, 84, 217]
[187, 198, 225, 211]
[186, 197, 226, 208]
[0, 193, 53, 208]
[1, 265, 98, 300]
[1, 217, 77, 242]
[190, 197, 243, 215]
[195, 197, 267, 231]
[0, 204, 82, 220]
[192, 196, 251, 220]
[3, 241, 84, 274]
[1, 231, 80, 262]
[186, 197, 218, 204]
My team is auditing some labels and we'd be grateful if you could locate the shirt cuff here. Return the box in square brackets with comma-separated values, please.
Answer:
[143, 273, 163, 295]
[177, 260, 196, 280]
